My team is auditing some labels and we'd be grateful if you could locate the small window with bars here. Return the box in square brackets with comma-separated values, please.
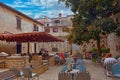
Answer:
[16, 16, 21, 30]
[55, 20, 60, 24]
[45, 28, 50, 33]
[33, 24, 39, 31]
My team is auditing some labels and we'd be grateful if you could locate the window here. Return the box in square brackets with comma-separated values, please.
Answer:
[62, 27, 69, 32]
[55, 20, 60, 24]
[33, 24, 38, 31]
[47, 24, 49, 26]
[52, 47, 58, 52]
[16, 16, 21, 30]
[45, 28, 50, 33]
[53, 28, 58, 32]
[116, 45, 120, 51]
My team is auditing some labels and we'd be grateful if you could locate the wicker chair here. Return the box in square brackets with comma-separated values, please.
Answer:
[23, 68, 38, 80]
[11, 67, 23, 80]
[75, 71, 90, 80]
[58, 72, 72, 80]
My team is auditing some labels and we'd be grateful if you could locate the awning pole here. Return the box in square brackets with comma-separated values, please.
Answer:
[27, 42, 30, 54]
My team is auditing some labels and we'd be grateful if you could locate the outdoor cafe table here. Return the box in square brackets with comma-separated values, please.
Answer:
[0, 69, 15, 80]
[65, 69, 80, 80]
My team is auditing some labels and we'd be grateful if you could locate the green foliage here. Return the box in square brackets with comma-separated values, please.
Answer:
[58, 0, 120, 55]
[90, 48, 98, 53]
[76, 50, 80, 54]
[98, 18, 118, 33]
[90, 48, 110, 53]
[72, 51, 82, 58]
[101, 48, 110, 53]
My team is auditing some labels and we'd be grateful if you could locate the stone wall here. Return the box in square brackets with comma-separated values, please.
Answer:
[0, 6, 42, 54]
[0, 41, 16, 55]
[107, 33, 120, 57]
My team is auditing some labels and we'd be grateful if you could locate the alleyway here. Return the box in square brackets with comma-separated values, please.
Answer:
[38, 59, 112, 80]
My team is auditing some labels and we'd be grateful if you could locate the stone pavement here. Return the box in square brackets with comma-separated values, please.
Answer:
[38, 59, 112, 80]
[84, 60, 112, 80]
[13, 59, 113, 80]
[38, 65, 62, 80]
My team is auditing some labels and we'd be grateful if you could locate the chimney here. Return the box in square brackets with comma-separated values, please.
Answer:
[59, 13, 62, 18]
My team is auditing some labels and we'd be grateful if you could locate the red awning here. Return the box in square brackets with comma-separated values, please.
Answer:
[0, 33, 4, 40]
[0, 33, 12, 40]
[4, 31, 64, 42]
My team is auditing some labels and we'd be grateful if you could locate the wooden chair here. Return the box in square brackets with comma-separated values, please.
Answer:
[11, 67, 23, 80]
[58, 72, 72, 80]
[23, 68, 38, 80]
[75, 71, 90, 80]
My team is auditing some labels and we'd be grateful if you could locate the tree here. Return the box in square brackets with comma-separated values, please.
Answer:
[59, 0, 120, 55]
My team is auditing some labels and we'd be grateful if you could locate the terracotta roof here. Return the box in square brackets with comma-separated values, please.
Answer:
[4, 31, 64, 42]
[0, 33, 12, 40]
[0, 33, 4, 40]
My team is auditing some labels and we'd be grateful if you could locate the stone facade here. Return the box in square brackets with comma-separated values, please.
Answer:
[37, 13, 120, 56]
[37, 14, 73, 53]
[107, 33, 120, 57]
[0, 2, 43, 54]
[108, 12, 120, 57]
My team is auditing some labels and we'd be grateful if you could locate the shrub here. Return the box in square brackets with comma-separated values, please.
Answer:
[101, 48, 110, 53]
[90, 48, 98, 53]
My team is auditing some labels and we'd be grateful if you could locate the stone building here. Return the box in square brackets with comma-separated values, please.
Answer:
[37, 13, 73, 53]
[0, 2, 43, 54]
[107, 12, 120, 57]
[37, 11, 120, 56]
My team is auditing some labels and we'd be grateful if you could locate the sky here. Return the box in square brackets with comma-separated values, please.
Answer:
[0, 0, 73, 19]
